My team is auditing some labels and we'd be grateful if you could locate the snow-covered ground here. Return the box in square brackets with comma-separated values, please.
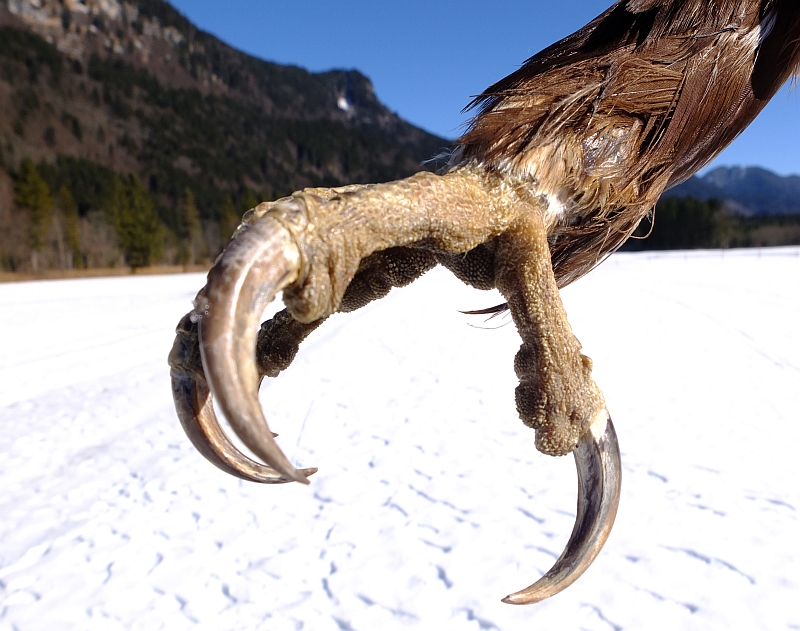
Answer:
[1, 248, 798, 631]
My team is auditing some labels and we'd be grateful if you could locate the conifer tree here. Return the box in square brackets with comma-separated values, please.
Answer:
[219, 195, 239, 246]
[180, 187, 205, 266]
[241, 187, 259, 214]
[14, 158, 53, 271]
[59, 185, 82, 268]
[109, 174, 164, 269]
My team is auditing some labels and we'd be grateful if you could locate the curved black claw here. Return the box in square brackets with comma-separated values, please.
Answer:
[503, 410, 621, 604]
[170, 365, 317, 483]
[169, 314, 317, 483]
[196, 208, 311, 484]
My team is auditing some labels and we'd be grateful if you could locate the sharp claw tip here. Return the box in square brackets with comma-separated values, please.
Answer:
[501, 591, 541, 605]
[291, 469, 311, 485]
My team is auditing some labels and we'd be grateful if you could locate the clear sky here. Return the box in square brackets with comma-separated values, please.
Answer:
[167, 0, 800, 176]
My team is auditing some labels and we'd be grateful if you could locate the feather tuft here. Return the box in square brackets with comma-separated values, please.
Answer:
[455, 0, 800, 288]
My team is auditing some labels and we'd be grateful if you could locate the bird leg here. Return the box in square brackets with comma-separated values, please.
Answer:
[257, 247, 438, 379]
[494, 211, 620, 603]
[495, 212, 606, 456]
[255, 243, 496, 379]
[169, 165, 620, 603]
[180, 166, 524, 484]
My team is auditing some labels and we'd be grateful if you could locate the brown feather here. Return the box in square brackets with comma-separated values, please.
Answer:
[456, 0, 800, 288]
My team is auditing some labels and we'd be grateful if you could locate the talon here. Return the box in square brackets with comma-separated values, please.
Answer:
[502, 410, 621, 604]
[197, 211, 310, 484]
[169, 314, 317, 482]
[170, 365, 317, 483]
[165, 0, 800, 607]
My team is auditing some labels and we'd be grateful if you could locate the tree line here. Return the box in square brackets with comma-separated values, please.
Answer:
[5, 158, 800, 275]
[1, 157, 248, 273]
[621, 196, 800, 251]
[0, 24, 444, 274]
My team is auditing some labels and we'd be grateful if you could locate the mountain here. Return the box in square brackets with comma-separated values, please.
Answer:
[0, 0, 450, 272]
[621, 166, 800, 252]
[663, 166, 800, 217]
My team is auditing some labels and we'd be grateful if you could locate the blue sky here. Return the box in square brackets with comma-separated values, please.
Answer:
[168, 0, 800, 176]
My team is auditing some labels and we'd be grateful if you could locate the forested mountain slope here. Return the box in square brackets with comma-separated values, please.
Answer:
[0, 0, 449, 272]
[664, 167, 800, 217]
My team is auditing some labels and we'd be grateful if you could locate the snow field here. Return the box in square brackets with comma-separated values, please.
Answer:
[1, 248, 798, 630]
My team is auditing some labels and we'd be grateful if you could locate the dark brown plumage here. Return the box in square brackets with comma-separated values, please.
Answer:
[458, 0, 800, 288]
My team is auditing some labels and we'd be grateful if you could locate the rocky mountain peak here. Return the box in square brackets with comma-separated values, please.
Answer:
[3, 0, 405, 130]
[9, 0, 184, 63]
[0, 0, 448, 273]
[664, 166, 800, 217]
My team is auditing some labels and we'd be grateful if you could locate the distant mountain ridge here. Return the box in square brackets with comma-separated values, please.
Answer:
[0, 0, 447, 196]
[1, 0, 797, 273]
[664, 166, 800, 217]
[0, 0, 449, 271]
[1, 0, 439, 140]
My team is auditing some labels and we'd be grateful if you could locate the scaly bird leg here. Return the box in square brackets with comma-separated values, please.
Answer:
[169, 164, 620, 602]
[257, 247, 438, 379]
[495, 211, 621, 603]
[255, 243, 493, 379]
[496, 213, 606, 456]
[180, 166, 523, 484]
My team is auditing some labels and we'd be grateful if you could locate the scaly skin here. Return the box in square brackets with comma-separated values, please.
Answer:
[171, 0, 800, 605]
[244, 164, 604, 456]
